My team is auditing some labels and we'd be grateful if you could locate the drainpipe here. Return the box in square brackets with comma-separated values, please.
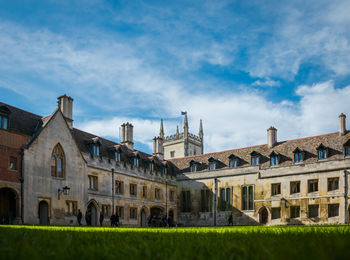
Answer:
[112, 168, 115, 215]
[344, 170, 348, 224]
[20, 147, 24, 224]
[214, 178, 218, 226]
[165, 181, 168, 218]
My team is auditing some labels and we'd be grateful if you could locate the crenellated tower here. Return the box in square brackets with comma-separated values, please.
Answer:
[161, 112, 204, 159]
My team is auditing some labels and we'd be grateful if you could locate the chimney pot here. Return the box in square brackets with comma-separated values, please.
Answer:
[267, 126, 277, 148]
[339, 113, 346, 136]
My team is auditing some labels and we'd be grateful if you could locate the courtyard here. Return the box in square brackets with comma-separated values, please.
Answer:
[0, 225, 349, 259]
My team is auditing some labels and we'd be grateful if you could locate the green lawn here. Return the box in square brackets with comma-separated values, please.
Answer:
[0, 225, 349, 259]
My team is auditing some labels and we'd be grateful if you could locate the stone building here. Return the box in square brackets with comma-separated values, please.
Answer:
[162, 112, 204, 159]
[0, 96, 177, 226]
[1, 94, 350, 226]
[170, 115, 350, 226]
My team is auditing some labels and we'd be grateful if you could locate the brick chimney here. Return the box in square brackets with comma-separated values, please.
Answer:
[267, 126, 277, 148]
[121, 122, 134, 150]
[57, 95, 73, 129]
[339, 113, 346, 136]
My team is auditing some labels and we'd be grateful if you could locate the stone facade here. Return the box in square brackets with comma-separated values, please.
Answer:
[1, 95, 350, 227]
[0, 97, 177, 226]
[163, 113, 203, 159]
[170, 120, 350, 226]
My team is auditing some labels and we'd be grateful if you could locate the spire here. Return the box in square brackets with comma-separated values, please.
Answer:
[183, 111, 188, 139]
[176, 125, 179, 137]
[184, 111, 188, 129]
[160, 119, 164, 139]
[199, 119, 203, 139]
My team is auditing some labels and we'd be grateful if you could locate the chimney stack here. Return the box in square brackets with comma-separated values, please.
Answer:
[267, 126, 277, 148]
[153, 136, 164, 160]
[57, 95, 73, 129]
[339, 113, 346, 136]
[121, 122, 134, 150]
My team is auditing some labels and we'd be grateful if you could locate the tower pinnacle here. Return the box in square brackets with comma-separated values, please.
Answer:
[160, 119, 164, 139]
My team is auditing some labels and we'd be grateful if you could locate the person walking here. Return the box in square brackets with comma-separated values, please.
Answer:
[110, 214, 116, 227]
[77, 209, 82, 226]
[99, 212, 104, 227]
[115, 212, 119, 227]
[228, 213, 233, 226]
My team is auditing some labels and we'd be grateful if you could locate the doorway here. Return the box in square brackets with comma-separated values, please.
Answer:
[0, 188, 18, 224]
[259, 207, 268, 225]
[39, 200, 49, 225]
[140, 209, 147, 227]
[86, 202, 97, 226]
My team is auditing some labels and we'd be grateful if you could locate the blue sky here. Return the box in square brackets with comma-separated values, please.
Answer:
[1, 0, 350, 154]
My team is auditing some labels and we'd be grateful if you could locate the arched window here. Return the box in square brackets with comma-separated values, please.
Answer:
[51, 144, 65, 178]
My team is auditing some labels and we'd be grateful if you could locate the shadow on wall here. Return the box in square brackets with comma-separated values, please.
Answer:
[176, 172, 259, 227]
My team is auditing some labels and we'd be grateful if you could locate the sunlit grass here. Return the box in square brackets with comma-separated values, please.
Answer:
[1, 225, 350, 259]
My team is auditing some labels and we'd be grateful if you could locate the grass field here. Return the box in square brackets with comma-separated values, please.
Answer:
[1, 225, 350, 259]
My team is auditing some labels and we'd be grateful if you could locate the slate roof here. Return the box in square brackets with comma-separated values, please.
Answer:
[169, 132, 350, 173]
[0, 102, 42, 136]
[2, 101, 350, 176]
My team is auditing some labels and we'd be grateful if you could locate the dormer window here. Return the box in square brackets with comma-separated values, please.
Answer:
[92, 144, 100, 156]
[344, 141, 350, 157]
[228, 155, 239, 168]
[250, 151, 260, 166]
[317, 144, 328, 160]
[293, 148, 304, 163]
[0, 115, 8, 130]
[190, 164, 197, 172]
[269, 152, 279, 167]
[115, 151, 121, 162]
[209, 162, 216, 170]
[149, 162, 154, 172]
[133, 157, 139, 167]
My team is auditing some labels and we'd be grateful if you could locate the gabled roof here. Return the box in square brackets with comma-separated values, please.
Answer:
[169, 132, 350, 173]
[0, 102, 42, 136]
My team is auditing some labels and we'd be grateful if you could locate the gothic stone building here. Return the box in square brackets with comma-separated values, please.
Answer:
[167, 118, 350, 226]
[1, 95, 350, 226]
[0, 96, 177, 226]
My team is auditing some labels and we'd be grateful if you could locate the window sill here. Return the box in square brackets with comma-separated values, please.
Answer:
[52, 176, 66, 180]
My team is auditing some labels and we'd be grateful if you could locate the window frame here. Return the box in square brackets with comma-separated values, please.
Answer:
[51, 144, 65, 178]
[88, 175, 98, 191]
[271, 207, 281, 219]
[308, 179, 319, 193]
[9, 156, 18, 171]
[115, 180, 124, 195]
[66, 200, 78, 216]
[130, 207, 138, 220]
[290, 206, 300, 219]
[308, 204, 319, 218]
[290, 181, 300, 194]
[130, 183, 137, 197]
[327, 177, 339, 192]
[155, 188, 161, 200]
[271, 183, 281, 196]
[328, 204, 339, 218]
[241, 185, 254, 211]
[0, 115, 9, 130]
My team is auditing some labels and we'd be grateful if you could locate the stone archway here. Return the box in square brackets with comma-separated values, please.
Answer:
[86, 201, 98, 226]
[259, 207, 269, 225]
[39, 200, 49, 225]
[0, 188, 18, 224]
[150, 206, 164, 227]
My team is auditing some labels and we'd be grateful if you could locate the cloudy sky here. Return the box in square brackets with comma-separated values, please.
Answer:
[1, 0, 350, 154]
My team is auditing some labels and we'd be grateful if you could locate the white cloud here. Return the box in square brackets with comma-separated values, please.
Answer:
[78, 81, 350, 154]
[252, 78, 281, 87]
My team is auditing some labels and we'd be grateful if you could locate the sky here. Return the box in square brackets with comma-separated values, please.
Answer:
[1, 0, 350, 154]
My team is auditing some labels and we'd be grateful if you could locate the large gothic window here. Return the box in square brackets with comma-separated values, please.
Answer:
[51, 144, 65, 178]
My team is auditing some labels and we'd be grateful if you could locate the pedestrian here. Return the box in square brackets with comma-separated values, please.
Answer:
[228, 213, 233, 226]
[162, 215, 167, 227]
[110, 214, 116, 227]
[167, 215, 172, 227]
[99, 212, 104, 227]
[77, 209, 82, 226]
[147, 215, 152, 227]
[115, 212, 119, 227]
